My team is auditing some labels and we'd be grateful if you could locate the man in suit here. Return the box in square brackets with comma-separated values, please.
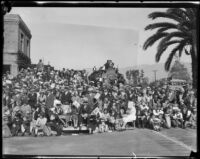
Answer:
[60, 87, 72, 104]
[45, 90, 55, 108]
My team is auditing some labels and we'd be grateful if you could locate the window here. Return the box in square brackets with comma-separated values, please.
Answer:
[27, 40, 30, 57]
[20, 33, 24, 52]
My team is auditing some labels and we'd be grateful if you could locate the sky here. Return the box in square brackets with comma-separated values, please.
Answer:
[10, 7, 191, 70]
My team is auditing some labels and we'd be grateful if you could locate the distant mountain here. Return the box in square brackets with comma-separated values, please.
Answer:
[85, 62, 192, 82]
[119, 62, 192, 82]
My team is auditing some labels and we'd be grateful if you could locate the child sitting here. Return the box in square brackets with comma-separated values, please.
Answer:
[108, 110, 116, 131]
[149, 113, 161, 131]
[35, 113, 50, 136]
[98, 109, 109, 133]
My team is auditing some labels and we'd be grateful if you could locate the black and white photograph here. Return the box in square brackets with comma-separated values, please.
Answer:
[2, 1, 198, 157]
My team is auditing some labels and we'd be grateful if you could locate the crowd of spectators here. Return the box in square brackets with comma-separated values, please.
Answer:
[2, 60, 197, 137]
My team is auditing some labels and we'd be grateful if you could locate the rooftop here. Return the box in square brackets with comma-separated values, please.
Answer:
[4, 14, 32, 38]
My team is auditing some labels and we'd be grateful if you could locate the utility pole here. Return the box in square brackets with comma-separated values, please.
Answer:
[153, 70, 157, 82]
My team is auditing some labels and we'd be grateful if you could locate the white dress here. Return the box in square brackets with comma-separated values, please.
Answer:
[122, 102, 136, 123]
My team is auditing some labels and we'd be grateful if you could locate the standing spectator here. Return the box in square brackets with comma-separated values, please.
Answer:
[37, 59, 44, 72]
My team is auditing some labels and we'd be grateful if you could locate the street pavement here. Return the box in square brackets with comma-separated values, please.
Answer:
[3, 128, 196, 157]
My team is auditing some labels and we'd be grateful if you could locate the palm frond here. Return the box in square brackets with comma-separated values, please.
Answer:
[145, 22, 178, 31]
[180, 21, 193, 30]
[178, 41, 188, 57]
[164, 46, 180, 71]
[157, 27, 169, 33]
[148, 12, 183, 23]
[156, 40, 182, 62]
[167, 8, 189, 21]
[143, 32, 168, 50]
[163, 31, 187, 42]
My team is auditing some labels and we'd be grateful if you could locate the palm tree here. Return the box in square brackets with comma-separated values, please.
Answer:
[143, 8, 198, 88]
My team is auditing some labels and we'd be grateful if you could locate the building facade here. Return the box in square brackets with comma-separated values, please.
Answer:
[3, 14, 32, 76]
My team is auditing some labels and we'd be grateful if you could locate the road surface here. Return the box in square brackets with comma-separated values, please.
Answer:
[3, 128, 196, 157]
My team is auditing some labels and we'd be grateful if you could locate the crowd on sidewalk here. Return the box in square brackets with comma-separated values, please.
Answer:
[2, 60, 197, 137]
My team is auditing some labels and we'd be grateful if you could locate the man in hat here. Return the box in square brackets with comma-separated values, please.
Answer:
[28, 89, 37, 109]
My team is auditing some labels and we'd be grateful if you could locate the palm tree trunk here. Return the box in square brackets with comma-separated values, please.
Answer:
[191, 47, 197, 89]
[191, 29, 198, 89]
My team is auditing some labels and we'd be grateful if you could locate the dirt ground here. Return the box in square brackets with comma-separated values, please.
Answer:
[3, 127, 196, 157]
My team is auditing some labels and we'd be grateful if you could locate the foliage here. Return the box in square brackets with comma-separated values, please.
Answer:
[17, 52, 31, 69]
[143, 8, 197, 88]
[168, 60, 191, 82]
[126, 69, 149, 87]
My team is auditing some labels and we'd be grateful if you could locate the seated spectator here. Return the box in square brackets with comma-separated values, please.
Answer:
[11, 113, 23, 136]
[171, 109, 179, 128]
[141, 109, 148, 128]
[21, 114, 31, 136]
[190, 107, 197, 129]
[61, 103, 72, 127]
[71, 105, 79, 128]
[79, 101, 90, 126]
[140, 100, 149, 111]
[37, 90, 46, 104]
[163, 107, 171, 129]
[176, 109, 184, 128]
[122, 101, 136, 129]
[35, 113, 50, 137]
[2, 106, 12, 138]
[149, 113, 161, 131]
[136, 108, 142, 128]
[30, 107, 38, 136]
[98, 109, 109, 133]
[108, 110, 116, 131]
[47, 113, 62, 136]
[20, 100, 32, 117]
[182, 106, 192, 128]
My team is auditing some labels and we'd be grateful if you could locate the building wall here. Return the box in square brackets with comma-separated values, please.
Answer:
[18, 28, 30, 57]
[3, 21, 19, 54]
[3, 14, 32, 76]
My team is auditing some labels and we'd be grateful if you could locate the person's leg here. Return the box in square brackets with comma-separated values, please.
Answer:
[79, 116, 84, 126]
[122, 120, 127, 129]
[35, 127, 38, 136]
[11, 125, 16, 136]
[133, 120, 135, 129]
[65, 114, 70, 127]
[180, 119, 184, 128]
[171, 120, 176, 128]
[149, 121, 154, 130]
[141, 118, 144, 128]
[175, 120, 178, 128]
[74, 116, 78, 128]
[136, 118, 140, 128]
